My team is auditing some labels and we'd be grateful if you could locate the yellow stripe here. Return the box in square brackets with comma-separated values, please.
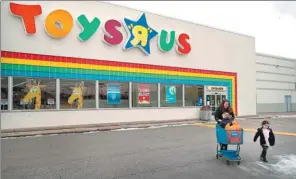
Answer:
[1, 57, 235, 80]
[193, 123, 216, 128]
[192, 123, 296, 136]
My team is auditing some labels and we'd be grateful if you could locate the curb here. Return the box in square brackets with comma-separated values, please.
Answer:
[1, 119, 198, 133]
[1, 120, 215, 138]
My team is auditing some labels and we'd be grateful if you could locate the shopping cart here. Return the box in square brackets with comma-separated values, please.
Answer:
[216, 123, 244, 165]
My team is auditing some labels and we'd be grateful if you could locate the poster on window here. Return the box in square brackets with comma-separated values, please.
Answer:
[138, 85, 150, 104]
[0, 99, 8, 105]
[107, 84, 121, 104]
[165, 85, 176, 104]
[47, 98, 55, 105]
[20, 99, 31, 105]
[196, 96, 203, 106]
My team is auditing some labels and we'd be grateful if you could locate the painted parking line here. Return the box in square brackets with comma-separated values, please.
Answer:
[192, 123, 296, 137]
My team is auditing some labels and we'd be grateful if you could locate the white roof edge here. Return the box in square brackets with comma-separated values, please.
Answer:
[102, 1, 255, 39]
[256, 52, 296, 61]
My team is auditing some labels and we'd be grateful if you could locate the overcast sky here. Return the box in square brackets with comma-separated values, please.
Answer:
[107, 1, 296, 59]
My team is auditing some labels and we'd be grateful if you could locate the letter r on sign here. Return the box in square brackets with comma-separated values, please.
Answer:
[131, 25, 148, 47]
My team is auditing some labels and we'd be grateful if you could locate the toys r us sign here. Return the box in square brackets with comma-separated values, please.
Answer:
[10, 2, 191, 56]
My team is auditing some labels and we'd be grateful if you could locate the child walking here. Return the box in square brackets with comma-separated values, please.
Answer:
[253, 120, 275, 162]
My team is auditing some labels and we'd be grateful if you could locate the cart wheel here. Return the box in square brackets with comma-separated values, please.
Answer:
[237, 161, 240, 165]
[227, 160, 230, 165]
[216, 154, 219, 159]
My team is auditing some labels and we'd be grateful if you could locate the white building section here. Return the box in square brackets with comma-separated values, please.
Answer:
[256, 53, 296, 113]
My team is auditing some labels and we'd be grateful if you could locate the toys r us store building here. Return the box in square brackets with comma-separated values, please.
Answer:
[1, 1, 257, 130]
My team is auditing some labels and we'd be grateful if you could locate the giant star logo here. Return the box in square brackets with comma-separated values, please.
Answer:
[123, 13, 158, 55]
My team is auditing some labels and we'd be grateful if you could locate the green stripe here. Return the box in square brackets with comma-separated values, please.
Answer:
[2, 63, 233, 83]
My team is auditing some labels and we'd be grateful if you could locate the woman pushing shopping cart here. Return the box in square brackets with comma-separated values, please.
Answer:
[215, 100, 244, 165]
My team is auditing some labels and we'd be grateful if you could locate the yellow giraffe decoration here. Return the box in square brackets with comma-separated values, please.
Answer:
[23, 80, 46, 110]
[68, 81, 84, 109]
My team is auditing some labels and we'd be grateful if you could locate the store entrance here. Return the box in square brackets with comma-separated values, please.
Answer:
[204, 86, 228, 115]
[206, 94, 227, 114]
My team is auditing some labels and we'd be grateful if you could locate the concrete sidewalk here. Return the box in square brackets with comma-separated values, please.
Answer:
[2, 112, 296, 138]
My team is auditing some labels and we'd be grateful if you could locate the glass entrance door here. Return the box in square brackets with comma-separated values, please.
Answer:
[222, 95, 226, 101]
[216, 95, 221, 108]
[285, 95, 292, 112]
[206, 94, 224, 114]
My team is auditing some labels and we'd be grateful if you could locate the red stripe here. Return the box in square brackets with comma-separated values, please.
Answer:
[1, 51, 236, 76]
[234, 74, 238, 115]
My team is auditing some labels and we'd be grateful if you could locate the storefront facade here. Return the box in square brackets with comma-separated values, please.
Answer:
[1, 1, 256, 130]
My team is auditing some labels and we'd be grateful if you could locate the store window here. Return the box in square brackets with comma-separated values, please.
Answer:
[60, 80, 95, 109]
[185, 85, 204, 107]
[13, 77, 56, 110]
[160, 84, 182, 107]
[132, 83, 158, 107]
[99, 81, 129, 108]
[1, 77, 8, 110]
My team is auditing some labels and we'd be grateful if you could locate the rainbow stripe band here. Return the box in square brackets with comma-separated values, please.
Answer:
[1, 51, 238, 114]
